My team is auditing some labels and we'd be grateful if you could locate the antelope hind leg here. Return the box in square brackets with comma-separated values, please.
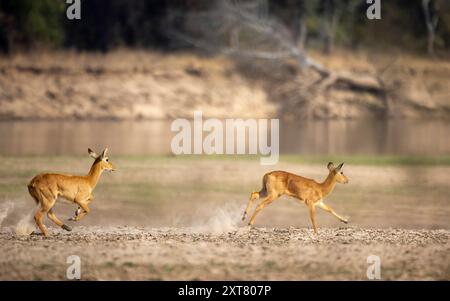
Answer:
[248, 194, 276, 226]
[34, 208, 49, 237]
[47, 209, 72, 231]
[242, 191, 259, 221]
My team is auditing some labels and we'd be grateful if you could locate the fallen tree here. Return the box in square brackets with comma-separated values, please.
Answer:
[168, 0, 389, 118]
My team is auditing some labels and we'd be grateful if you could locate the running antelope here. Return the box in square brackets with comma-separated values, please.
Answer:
[242, 162, 349, 233]
[27, 148, 115, 236]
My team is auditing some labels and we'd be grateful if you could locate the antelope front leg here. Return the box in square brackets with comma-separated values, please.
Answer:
[69, 207, 81, 221]
[307, 201, 318, 234]
[69, 199, 91, 221]
[316, 201, 348, 224]
[74, 207, 82, 218]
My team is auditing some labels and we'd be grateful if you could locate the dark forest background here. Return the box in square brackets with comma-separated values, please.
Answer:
[0, 0, 449, 55]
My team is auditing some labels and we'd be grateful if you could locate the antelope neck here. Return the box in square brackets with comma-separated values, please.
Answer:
[320, 172, 337, 197]
[86, 162, 103, 188]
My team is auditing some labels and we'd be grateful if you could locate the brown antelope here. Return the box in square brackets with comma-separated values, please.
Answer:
[27, 148, 115, 236]
[242, 162, 349, 233]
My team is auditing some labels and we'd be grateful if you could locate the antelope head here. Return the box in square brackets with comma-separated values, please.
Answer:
[327, 162, 349, 184]
[88, 148, 115, 172]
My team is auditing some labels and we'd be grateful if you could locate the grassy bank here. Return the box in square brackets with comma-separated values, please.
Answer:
[105, 154, 450, 166]
[2, 154, 450, 168]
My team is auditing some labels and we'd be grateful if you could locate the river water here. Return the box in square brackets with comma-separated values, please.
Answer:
[0, 119, 449, 156]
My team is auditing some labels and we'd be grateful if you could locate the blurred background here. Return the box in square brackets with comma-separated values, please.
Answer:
[0, 0, 449, 230]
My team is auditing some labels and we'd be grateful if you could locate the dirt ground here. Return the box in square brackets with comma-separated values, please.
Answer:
[0, 226, 448, 280]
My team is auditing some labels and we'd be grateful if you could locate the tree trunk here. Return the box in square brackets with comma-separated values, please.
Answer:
[322, 1, 339, 55]
[292, 0, 308, 52]
[427, 30, 435, 55]
[297, 17, 307, 51]
[422, 0, 439, 56]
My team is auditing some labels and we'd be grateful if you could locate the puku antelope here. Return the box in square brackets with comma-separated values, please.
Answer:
[27, 148, 115, 236]
[242, 162, 349, 233]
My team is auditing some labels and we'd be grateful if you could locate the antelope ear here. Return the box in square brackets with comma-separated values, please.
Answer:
[327, 162, 335, 171]
[88, 148, 98, 159]
[100, 148, 108, 159]
[336, 162, 344, 171]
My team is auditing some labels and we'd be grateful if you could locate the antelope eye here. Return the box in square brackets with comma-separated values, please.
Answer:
[105, 158, 109, 162]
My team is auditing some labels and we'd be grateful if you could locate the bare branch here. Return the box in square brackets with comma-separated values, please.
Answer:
[168, 0, 330, 75]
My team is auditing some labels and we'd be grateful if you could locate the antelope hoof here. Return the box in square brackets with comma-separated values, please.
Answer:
[31, 231, 47, 236]
[241, 213, 247, 221]
[342, 218, 349, 224]
[69, 216, 80, 222]
[62, 224, 72, 231]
